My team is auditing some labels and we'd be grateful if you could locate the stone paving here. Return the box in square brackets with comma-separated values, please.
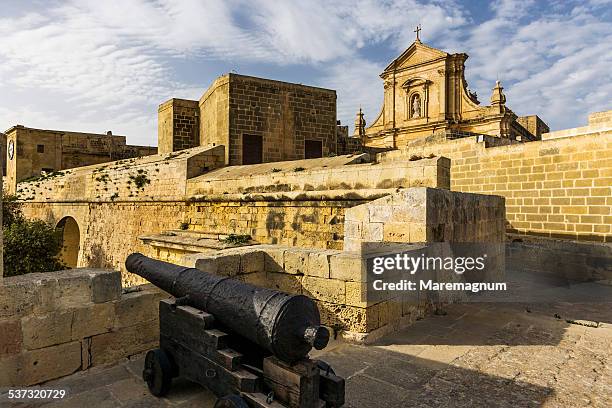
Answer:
[2, 302, 610, 408]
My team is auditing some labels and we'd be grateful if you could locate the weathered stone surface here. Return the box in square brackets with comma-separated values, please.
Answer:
[89, 322, 158, 366]
[284, 248, 310, 275]
[302, 276, 345, 304]
[193, 253, 240, 276]
[262, 246, 286, 272]
[307, 250, 339, 278]
[71, 303, 115, 340]
[21, 310, 74, 350]
[0, 319, 22, 356]
[266, 272, 303, 294]
[91, 270, 122, 303]
[316, 300, 378, 333]
[114, 287, 166, 329]
[329, 253, 366, 282]
[0, 341, 82, 386]
[55, 273, 93, 308]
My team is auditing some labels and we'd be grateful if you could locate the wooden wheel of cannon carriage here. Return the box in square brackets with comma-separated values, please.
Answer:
[143, 348, 175, 397]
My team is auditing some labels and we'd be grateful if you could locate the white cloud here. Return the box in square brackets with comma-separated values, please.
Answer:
[452, 0, 612, 130]
[0, 0, 609, 145]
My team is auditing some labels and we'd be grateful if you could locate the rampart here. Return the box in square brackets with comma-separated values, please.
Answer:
[378, 119, 612, 242]
[0, 269, 168, 386]
[18, 151, 450, 286]
[142, 187, 506, 343]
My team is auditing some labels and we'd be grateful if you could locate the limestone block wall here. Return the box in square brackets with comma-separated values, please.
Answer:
[20, 155, 450, 285]
[147, 187, 506, 343]
[226, 74, 337, 165]
[157, 98, 200, 155]
[0, 269, 169, 386]
[506, 235, 612, 283]
[177, 245, 427, 343]
[187, 155, 449, 196]
[378, 127, 612, 242]
[344, 187, 506, 252]
[16, 145, 225, 202]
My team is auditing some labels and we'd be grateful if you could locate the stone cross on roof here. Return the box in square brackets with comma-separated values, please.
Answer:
[414, 24, 422, 42]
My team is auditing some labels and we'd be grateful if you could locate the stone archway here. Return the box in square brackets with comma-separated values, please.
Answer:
[56, 216, 80, 268]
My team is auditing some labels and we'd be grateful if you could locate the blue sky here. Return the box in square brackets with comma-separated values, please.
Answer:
[1, 0, 610, 146]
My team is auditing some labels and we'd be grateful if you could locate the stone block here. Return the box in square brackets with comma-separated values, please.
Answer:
[307, 250, 338, 278]
[55, 271, 94, 308]
[382, 223, 411, 242]
[284, 248, 310, 275]
[0, 341, 82, 386]
[114, 287, 165, 329]
[344, 281, 370, 308]
[363, 223, 383, 241]
[342, 239, 362, 253]
[390, 205, 426, 224]
[266, 272, 303, 294]
[330, 253, 366, 282]
[239, 249, 264, 274]
[71, 303, 115, 340]
[0, 281, 38, 319]
[344, 221, 363, 239]
[194, 253, 241, 276]
[91, 270, 122, 303]
[302, 276, 345, 304]
[369, 205, 393, 223]
[237, 271, 268, 287]
[0, 319, 22, 356]
[21, 310, 74, 350]
[89, 321, 158, 367]
[316, 301, 378, 333]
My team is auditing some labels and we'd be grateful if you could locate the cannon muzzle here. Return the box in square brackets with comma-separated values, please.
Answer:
[126, 253, 329, 362]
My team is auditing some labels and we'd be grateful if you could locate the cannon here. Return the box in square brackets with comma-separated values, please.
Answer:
[126, 253, 345, 408]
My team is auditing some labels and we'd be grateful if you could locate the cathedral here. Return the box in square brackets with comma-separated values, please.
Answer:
[355, 28, 549, 148]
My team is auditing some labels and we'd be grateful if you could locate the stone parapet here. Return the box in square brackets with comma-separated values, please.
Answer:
[0, 269, 169, 386]
[187, 155, 450, 196]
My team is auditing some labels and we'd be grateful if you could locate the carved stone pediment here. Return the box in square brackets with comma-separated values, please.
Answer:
[401, 78, 430, 90]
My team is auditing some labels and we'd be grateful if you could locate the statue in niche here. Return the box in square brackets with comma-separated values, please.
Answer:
[412, 94, 421, 118]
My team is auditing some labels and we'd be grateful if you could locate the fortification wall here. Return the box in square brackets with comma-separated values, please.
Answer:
[187, 155, 449, 195]
[16, 145, 225, 202]
[379, 127, 612, 242]
[0, 269, 169, 386]
[145, 187, 506, 343]
[20, 156, 450, 286]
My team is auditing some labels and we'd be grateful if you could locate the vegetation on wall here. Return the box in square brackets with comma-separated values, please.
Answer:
[2, 191, 66, 277]
[222, 234, 252, 245]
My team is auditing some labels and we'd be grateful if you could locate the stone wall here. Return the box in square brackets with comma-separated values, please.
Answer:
[344, 187, 506, 252]
[506, 235, 612, 283]
[20, 155, 450, 285]
[228, 74, 337, 165]
[4, 126, 157, 194]
[150, 186, 506, 343]
[0, 269, 168, 386]
[16, 145, 225, 202]
[187, 155, 449, 196]
[157, 98, 200, 155]
[378, 125, 612, 242]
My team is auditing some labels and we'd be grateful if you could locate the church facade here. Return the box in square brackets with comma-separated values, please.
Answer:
[357, 36, 548, 148]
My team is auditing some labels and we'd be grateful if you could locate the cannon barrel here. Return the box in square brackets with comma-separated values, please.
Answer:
[126, 253, 329, 363]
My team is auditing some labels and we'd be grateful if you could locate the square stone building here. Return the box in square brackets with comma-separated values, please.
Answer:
[158, 74, 340, 165]
[3, 126, 157, 193]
